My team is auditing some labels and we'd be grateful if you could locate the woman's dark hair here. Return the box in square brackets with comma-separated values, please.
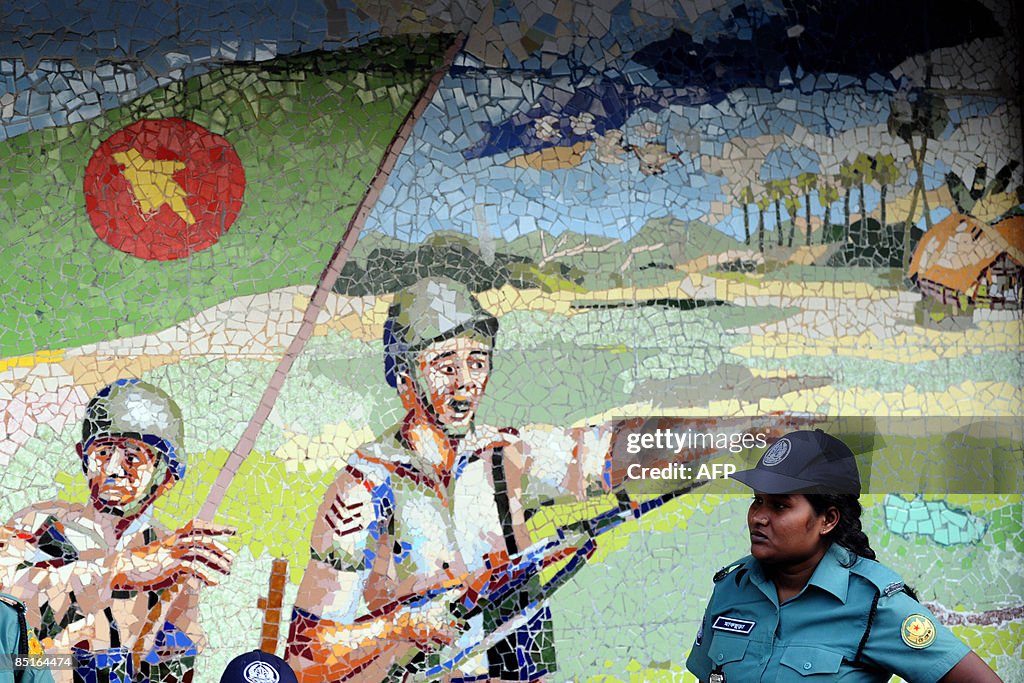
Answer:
[805, 493, 920, 601]
[806, 493, 920, 662]
[804, 493, 876, 562]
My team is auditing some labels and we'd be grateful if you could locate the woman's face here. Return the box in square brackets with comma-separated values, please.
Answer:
[747, 493, 837, 565]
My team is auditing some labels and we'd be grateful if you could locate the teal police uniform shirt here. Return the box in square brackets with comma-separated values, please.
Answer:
[0, 594, 54, 683]
[686, 545, 970, 682]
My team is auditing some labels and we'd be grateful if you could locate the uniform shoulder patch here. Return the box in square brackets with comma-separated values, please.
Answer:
[882, 581, 905, 598]
[27, 628, 44, 656]
[0, 593, 25, 611]
[713, 557, 750, 583]
[901, 614, 937, 649]
[850, 557, 904, 594]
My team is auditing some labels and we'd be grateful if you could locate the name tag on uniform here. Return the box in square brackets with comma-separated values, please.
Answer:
[711, 616, 756, 635]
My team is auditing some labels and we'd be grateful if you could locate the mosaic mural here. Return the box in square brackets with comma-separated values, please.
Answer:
[1, 0, 1022, 681]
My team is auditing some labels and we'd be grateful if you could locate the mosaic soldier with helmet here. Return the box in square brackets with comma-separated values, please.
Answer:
[286, 278, 614, 683]
[0, 379, 236, 683]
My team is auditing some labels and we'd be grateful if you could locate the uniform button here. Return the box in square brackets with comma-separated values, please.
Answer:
[717, 654, 724, 662]
[803, 663, 812, 670]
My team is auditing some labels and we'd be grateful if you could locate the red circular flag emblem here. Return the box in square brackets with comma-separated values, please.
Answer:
[84, 118, 245, 260]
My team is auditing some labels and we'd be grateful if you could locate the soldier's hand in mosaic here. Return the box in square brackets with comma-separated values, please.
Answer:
[388, 595, 468, 648]
[107, 520, 237, 593]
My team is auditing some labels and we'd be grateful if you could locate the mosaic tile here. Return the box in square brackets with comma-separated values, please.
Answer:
[0, 2, 1021, 682]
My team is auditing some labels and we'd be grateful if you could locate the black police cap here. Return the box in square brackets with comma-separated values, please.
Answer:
[731, 429, 861, 495]
[220, 650, 298, 683]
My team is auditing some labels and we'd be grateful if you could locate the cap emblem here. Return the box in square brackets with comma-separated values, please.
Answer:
[761, 438, 791, 467]
[243, 661, 280, 683]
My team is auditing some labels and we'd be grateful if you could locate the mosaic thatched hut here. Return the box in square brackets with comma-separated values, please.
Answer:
[909, 214, 1024, 312]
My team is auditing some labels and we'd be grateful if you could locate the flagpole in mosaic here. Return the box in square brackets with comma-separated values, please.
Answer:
[130, 32, 468, 666]
[199, 31, 467, 522]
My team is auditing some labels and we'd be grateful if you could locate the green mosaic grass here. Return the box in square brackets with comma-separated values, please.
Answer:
[745, 352, 1024, 391]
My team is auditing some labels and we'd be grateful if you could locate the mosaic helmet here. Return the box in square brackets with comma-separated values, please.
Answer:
[382, 277, 499, 388]
[80, 378, 187, 480]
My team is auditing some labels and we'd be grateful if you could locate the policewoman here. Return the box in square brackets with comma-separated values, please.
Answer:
[686, 430, 1003, 683]
[0, 593, 53, 683]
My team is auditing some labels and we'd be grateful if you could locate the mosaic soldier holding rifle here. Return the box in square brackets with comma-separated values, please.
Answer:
[285, 278, 619, 683]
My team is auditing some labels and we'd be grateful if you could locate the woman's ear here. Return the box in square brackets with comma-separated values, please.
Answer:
[820, 506, 840, 536]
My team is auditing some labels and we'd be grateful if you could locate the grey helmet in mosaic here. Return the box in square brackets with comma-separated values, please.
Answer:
[81, 378, 187, 480]
[383, 277, 499, 388]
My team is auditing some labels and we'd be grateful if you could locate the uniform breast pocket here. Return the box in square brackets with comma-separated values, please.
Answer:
[780, 646, 845, 677]
[708, 633, 749, 668]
